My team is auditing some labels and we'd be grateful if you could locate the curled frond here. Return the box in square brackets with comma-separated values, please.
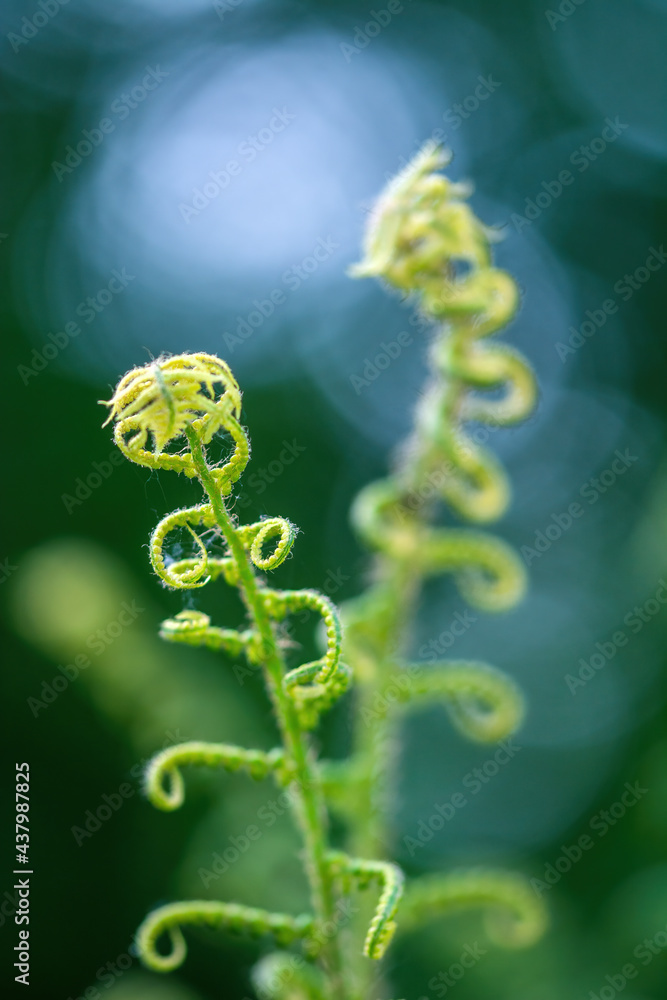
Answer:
[145, 741, 285, 811]
[423, 529, 527, 611]
[397, 869, 547, 948]
[350, 142, 484, 290]
[205, 412, 251, 495]
[149, 506, 215, 589]
[285, 661, 352, 731]
[137, 900, 313, 972]
[159, 610, 253, 656]
[434, 337, 536, 427]
[352, 480, 526, 612]
[239, 518, 298, 571]
[158, 556, 237, 586]
[350, 141, 525, 352]
[262, 589, 350, 727]
[267, 590, 343, 685]
[390, 661, 524, 742]
[101, 352, 241, 458]
[425, 266, 518, 332]
[405, 415, 510, 524]
[328, 853, 404, 960]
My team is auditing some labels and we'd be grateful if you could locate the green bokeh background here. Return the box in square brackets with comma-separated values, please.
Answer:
[1, 1, 667, 999]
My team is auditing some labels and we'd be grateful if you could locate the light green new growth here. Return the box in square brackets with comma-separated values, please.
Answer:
[336, 141, 545, 998]
[101, 142, 545, 1000]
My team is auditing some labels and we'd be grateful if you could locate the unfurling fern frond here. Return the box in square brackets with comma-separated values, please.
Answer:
[103, 353, 351, 996]
[338, 142, 545, 997]
[102, 140, 546, 1000]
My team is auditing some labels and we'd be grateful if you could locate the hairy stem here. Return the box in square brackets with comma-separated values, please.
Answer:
[341, 142, 539, 995]
[185, 428, 346, 999]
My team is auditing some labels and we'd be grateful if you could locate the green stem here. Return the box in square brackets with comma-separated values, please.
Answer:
[349, 338, 467, 860]
[185, 428, 347, 1000]
[346, 564, 422, 999]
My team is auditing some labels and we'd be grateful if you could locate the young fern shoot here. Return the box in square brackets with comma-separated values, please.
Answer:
[100, 143, 546, 1000]
[102, 352, 395, 1000]
[334, 141, 547, 994]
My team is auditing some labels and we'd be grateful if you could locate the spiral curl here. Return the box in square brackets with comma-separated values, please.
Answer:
[145, 741, 286, 811]
[239, 518, 298, 571]
[388, 661, 524, 743]
[137, 901, 313, 973]
[352, 479, 526, 613]
[101, 353, 246, 483]
[149, 505, 298, 592]
[328, 853, 404, 960]
[397, 869, 548, 948]
[159, 610, 253, 657]
[149, 505, 216, 589]
[264, 588, 351, 729]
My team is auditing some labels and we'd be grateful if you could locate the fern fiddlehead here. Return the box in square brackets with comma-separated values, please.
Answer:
[336, 141, 544, 995]
[103, 353, 352, 998]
